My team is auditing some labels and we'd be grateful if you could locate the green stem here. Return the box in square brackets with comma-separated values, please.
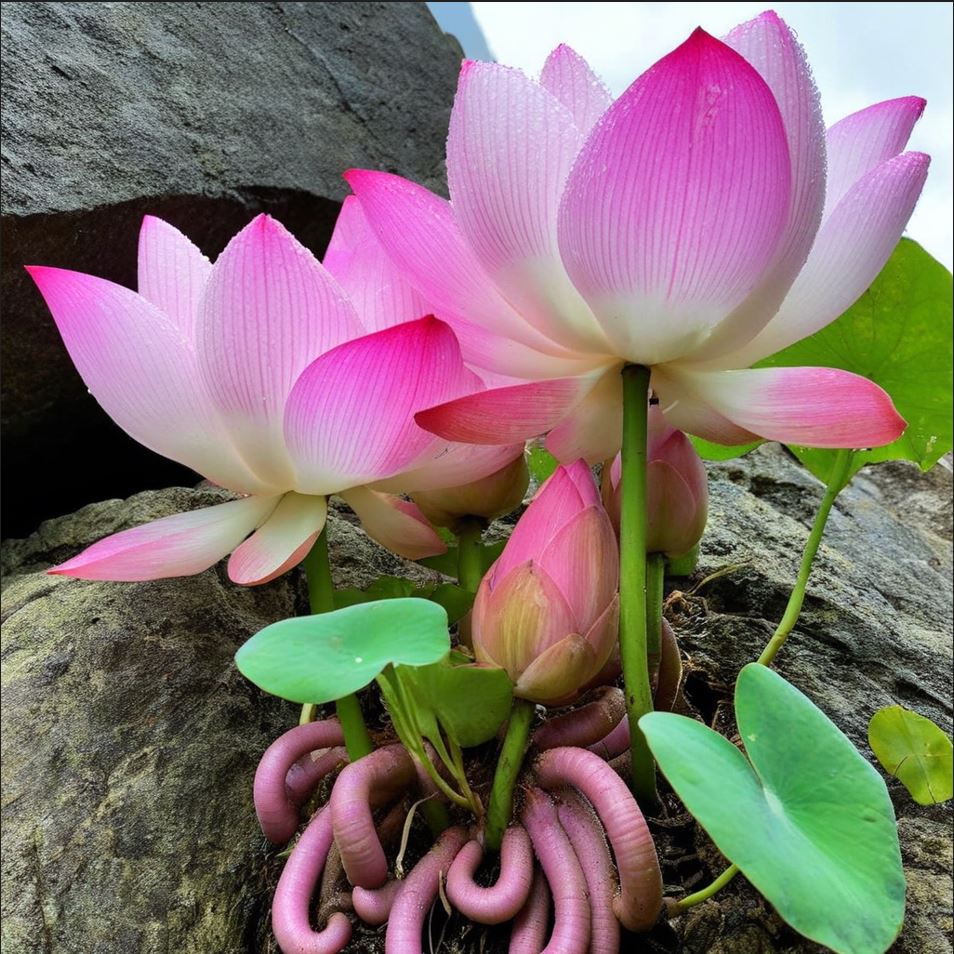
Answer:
[333, 693, 374, 762]
[757, 449, 854, 667]
[416, 747, 473, 809]
[377, 669, 475, 812]
[674, 864, 740, 911]
[646, 552, 666, 674]
[422, 799, 451, 836]
[456, 517, 485, 594]
[456, 516, 484, 649]
[302, 528, 374, 761]
[619, 364, 658, 807]
[376, 668, 421, 758]
[484, 698, 535, 851]
[302, 526, 336, 613]
[396, 678, 472, 810]
[448, 735, 482, 815]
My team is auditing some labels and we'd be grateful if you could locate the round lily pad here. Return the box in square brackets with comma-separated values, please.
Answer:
[235, 598, 450, 704]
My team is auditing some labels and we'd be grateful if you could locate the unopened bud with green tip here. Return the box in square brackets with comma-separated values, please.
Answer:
[602, 405, 708, 557]
[471, 461, 619, 705]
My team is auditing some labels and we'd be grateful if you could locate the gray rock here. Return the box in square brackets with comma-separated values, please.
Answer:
[0, 486, 438, 954]
[670, 446, 952, 954]
[0, 1, 462, 536]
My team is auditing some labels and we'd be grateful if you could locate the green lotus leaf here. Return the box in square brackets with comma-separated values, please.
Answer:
[869, 705, 953, 806]
[759, 239, 953, 487]
[235, 598, 450, 704]
[333, 576, 416, 608]
[689, 437, 762, 461]
[641, 664, 905, 954]
[417, 540, 506, 576]
[332, 576, 473, 623]
[527, 443, 559, 483]
[399, 659, 512, 748]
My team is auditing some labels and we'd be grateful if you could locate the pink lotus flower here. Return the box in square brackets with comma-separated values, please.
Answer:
[472, 461, 619, 704]
[29, 212, 522, 585]
[411, 453, 529, 532]
[602, 407, 709, 558]
[346, 12, 928, 462]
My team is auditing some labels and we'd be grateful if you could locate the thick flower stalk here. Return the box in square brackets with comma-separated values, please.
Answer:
[476, 460, 619, 850]
[603, 405, 703, 717]
[347, 11, 928, 459]
[28, 212, 522, 584]
[471, 461, 619, 705]
[602, 406, 708, 558]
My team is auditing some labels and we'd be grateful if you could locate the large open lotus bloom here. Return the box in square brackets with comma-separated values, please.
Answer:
[472, 461, 619, 704]
[602, 406, 708, 558]
[28, 214, 522, 585]
[347, 11, 929, 463]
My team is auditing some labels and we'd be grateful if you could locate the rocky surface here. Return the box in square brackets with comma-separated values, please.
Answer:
[1, 447, 951, 953]
[0, 488, 437, 954]
[0, 1, 462, 536]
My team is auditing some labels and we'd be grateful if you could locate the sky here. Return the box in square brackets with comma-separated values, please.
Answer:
[427, 2, 953, 268]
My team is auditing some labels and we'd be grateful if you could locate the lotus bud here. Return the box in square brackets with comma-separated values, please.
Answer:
[602, 406, 708, 557]
[411, 452, 529, 533]
[471, 461, 619, 705]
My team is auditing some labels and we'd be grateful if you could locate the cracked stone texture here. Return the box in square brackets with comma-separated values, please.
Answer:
[0, 0, 462, 536]
[1, 447, 951, 953]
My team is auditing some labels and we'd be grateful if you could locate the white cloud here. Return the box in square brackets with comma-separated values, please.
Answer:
[470, 1, 953, 267]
